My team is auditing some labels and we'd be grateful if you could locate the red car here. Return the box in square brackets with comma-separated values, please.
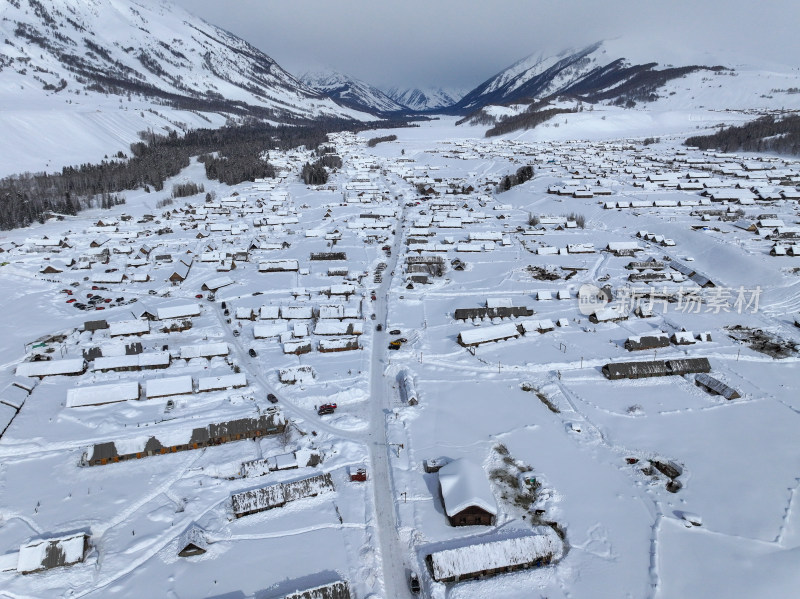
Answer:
[66, 298, 76, 303]
[320, 403, 337, 410]
[95, 306, 105, 310]
[92, 285, 100, 290]
[195, 294, 203, 298]
[104, 298, 111, 303]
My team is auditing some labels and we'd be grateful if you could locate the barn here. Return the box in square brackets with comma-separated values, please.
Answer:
[232, 473, 335, 518]
[85, 412, 286, 466]
[426, 531, 562, 583]
[438, 458, 497, 526]
[602, 357, 711, 380]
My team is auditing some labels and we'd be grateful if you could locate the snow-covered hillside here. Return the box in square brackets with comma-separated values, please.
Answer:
[301, 70, 406, 114]
[0, 0, 366, 120]
[451, 39, 800, 114]
[385, 86, 465, 111]
[0, 0, 373, 175]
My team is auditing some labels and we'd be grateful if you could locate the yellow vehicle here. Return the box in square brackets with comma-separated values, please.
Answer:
[389, 339, 403, 348]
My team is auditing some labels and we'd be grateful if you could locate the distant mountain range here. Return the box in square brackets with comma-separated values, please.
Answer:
[300, 71, 406, 114]
[300, 70, 465, 114]
[385, 87, 465, 112]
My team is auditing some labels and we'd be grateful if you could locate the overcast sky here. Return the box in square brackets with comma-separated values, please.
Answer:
[172, 0, 800, 92]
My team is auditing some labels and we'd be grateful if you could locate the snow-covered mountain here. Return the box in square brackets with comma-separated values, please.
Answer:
[385, 87, 464, 111]
[0, 0, 368, 122]
[301, 70, 407, 114]
[451, 40, 725, 113]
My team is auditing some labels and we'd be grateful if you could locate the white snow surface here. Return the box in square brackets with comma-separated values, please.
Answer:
[1, 104, 800, 599]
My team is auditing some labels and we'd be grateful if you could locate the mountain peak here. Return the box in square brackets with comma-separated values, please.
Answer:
[300, 69, 406, 114]
[384, 86, 464, 111]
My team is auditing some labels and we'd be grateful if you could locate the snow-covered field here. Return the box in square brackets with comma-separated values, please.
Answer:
[1, 115, 799, 598]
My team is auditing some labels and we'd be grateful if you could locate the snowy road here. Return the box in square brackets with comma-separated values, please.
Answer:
[366, 202, 414, 599]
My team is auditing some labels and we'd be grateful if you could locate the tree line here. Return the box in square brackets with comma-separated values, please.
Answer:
[0, 118, 414, 230]
[367, 134, 397, 147]
[685, 115, 800, 156]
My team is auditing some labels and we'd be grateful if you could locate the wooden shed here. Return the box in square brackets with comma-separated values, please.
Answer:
[438, 458, 497, 526]
[283, 580, 351, 599]
[426, 532, 561, 583]
[602, 357, 711, 379]
[695, 374, 741, 400]
[624, 334, 670, 351]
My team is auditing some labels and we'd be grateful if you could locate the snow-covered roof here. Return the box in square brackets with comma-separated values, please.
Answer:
[197, 373, 246, 392]
[458, 322, 520, 346]
[93, 351, 170, 371]
[202, 275, 234, 291]
[314, 321, 363, 336]
[17, 533, 87, 574]
[16, 359, 85, 378]
[254, 323, 288, 338]
[156, 303, 201, 320]
[438, 458, 497, 518]
[1, 383, 30, 409]
[109, 319, 150, 337]
[179, 342, 228, 360]
[145, 375, 193, 398]
[429, 531, 562, 582]
[66, 381, 139, 408]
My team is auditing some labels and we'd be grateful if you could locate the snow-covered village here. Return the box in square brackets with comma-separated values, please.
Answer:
[1, 1, 799, 598]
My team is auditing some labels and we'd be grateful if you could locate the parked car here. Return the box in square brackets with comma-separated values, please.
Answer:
[195, 294, 203, 298]
[317, 406, 335, 415]
[320, 403, 337, 410]
[371, 313, 376, 320]
[389, 329, 401, 335]
[409, 573, 421, 594]
[66, 298, 76, 303]
[232, 329, 240, 337]
[248, 348, 257, 357]
[267, 393, 278, 404]
[376, 324, 383, 331]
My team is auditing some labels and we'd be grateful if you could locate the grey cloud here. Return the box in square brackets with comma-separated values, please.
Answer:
[172, 0, 800, 90]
